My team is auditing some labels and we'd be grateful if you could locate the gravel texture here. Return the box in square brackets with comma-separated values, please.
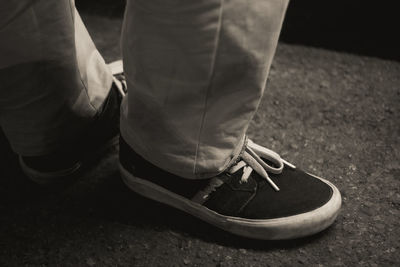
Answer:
[0, 13, 399, 267]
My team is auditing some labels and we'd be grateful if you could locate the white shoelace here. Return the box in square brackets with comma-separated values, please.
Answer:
[109, 60, 127, 97]
[228, 139, 294, 191]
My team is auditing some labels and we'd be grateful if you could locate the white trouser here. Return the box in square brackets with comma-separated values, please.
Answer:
[0, 0, 288, 179]
[0, 0, 112, 155]
[120, 0, 288, 179]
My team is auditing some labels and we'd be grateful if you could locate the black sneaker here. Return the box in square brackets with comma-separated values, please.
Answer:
[119, 137, 341, 240]
[19, 61, 126, 185]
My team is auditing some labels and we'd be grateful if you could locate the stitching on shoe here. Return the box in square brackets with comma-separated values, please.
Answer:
[237, 183, 258, 214]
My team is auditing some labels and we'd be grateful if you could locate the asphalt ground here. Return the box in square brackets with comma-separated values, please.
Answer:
[0, 11, 399, 267]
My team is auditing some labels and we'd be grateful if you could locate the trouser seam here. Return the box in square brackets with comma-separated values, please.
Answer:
[193, 0, 224, 176]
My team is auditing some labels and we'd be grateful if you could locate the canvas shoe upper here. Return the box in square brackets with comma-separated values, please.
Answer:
[119, 137, 341, 240]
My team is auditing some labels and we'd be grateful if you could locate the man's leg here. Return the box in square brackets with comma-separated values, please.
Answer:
[0, 0, 118, 182]
[120, 0, 289, 179]
[120, 0, 341, 240]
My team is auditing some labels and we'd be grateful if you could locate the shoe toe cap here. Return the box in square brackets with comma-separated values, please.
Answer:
[241, 167, 337, 220]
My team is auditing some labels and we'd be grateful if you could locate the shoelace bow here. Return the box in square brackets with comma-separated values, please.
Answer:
[228, 139, 294, 191]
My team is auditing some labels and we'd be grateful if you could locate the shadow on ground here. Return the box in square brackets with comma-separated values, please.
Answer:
[0, 139, 333, 266]
[0, 142, 328, 249]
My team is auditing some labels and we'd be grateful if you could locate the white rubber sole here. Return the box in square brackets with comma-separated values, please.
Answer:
[19, 156, 81, 185]
[120, 164, 341, 240]
[20, 136, 119, 185]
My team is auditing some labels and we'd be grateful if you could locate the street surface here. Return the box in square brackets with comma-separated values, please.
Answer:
[0, 12, 398, 267]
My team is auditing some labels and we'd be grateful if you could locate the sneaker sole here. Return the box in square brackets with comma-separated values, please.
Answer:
[19, 156, 82, 185]
[120, 164, 341, 240]
[20, 136, 119, 185]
